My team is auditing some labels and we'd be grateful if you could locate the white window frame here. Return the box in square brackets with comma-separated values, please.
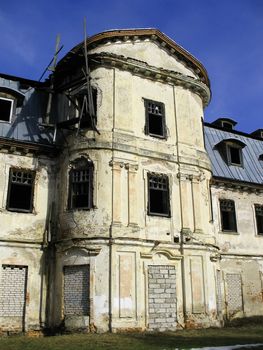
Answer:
[0, 96, 14, 123]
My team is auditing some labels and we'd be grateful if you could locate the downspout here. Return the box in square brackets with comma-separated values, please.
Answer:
[109, 67, 116, 332]
[173, 85, 187, 326]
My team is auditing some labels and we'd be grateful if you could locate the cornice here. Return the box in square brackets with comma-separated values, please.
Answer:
[91, 52, 210, 106]
[58, 28, 210, 87]
[211, 176, 263, 193]
[0, 137, 59, 157]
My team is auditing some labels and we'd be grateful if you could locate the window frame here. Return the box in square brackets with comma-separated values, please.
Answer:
[68, 158, 94, 210]
[219, 199, 237, 232]
[226, 144, 243, 167]
[255, 204, 263, 236]
[147, 172, 170, 217]
[144, 99, 167, 139]
[6, 168, 35, 213]
[0, 96, 14, 123]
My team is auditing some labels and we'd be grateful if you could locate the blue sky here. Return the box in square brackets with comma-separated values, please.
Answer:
[0, 0, 262, 132]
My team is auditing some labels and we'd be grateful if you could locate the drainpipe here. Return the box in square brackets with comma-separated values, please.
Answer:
[173, 85, 187, 326]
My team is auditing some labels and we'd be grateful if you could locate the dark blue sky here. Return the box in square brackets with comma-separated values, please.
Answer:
[1, 0, 262, 132]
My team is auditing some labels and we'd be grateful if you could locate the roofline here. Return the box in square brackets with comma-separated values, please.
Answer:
[58, 28, 210, 87]
[204, 122, 263, 141]
[211, 176, 263, 190]
[0, 72, 46, 87]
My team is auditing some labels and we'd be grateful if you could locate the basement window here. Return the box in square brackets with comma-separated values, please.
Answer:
[144, 99, 166, 138]
[255, 204, 263, 236]
[148, 173, 170, 217]
[0, 97, 13, 122]
[220, 199, 237, 232]
[68, 157, 93, 210]
[7, 169, 35, 212]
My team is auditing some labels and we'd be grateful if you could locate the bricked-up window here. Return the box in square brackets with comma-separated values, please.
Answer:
[0, 97, 13, 122]
[144, 99, 166, 138]
[0, 265, 28, 328]
[64, 265, 90, 316]
[255, 204, 263, 235]
[7, 169, 35, 212]
[148, 173, 170, 216]
[68, 158, 93, 210]
[220, 199, 237, 232]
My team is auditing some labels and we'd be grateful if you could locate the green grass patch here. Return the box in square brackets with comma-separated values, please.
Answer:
[1, 325, 263, 350]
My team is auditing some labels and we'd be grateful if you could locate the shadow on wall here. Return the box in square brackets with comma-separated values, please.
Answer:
[5, 89, 54, 144]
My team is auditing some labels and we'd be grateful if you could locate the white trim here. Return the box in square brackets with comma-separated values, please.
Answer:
[0, 96, 14, 123]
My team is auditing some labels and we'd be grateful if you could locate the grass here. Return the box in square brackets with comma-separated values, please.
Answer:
[1, 325, 263, 350]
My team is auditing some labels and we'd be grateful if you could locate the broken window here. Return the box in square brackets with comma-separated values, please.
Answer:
[220, 199, 237, 232]
[68, 158, 93, 210]
[144, 99, 166, 138]
[0, 97, 13, 122]
[148, 173, 170, 216]
[255, 204, 263, 235]
[7, 169, 35, 213]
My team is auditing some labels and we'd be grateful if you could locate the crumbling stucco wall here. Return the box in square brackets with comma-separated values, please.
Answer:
[212, 185, 263, 320]
[0, 152, 56, 333]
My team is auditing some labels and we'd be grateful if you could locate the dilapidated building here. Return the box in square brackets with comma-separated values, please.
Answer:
[0, 29, 262, 335]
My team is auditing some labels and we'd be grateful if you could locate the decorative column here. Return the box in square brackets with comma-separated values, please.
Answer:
[110, 160, 124, 225]
[125, 163, 139, 227]
[191, 175, 204, 234]
[178, 173, 193, 234]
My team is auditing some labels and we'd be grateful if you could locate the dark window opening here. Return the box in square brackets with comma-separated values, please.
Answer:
[255, 204, 263, 235]
[77, 88, 97, 129]
[148, 173, 170, 216]
[7, 169, 35, 212]
[228, 146, 242, 165]
[68, 158, 93, 210]
[145, 100, 166, 138]
[222, 121, 233, 130]
[0, 97, 13, 122]
[220, 199, 237, 232]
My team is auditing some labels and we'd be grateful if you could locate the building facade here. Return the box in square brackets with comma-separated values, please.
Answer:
[0, 29, 262, 335]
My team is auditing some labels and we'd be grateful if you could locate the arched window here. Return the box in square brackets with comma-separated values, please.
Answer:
[68, 157, 93, 210]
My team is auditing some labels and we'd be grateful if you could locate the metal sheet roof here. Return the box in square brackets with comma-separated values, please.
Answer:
[0, 78, 54, 144]
[204, 124, 263, 185]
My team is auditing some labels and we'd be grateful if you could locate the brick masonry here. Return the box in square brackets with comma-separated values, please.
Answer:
[226, 273, 243, 315]
[0, 265, 27, 318]
[64, 265, 90, 316]
[148, 265, 177, 331]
